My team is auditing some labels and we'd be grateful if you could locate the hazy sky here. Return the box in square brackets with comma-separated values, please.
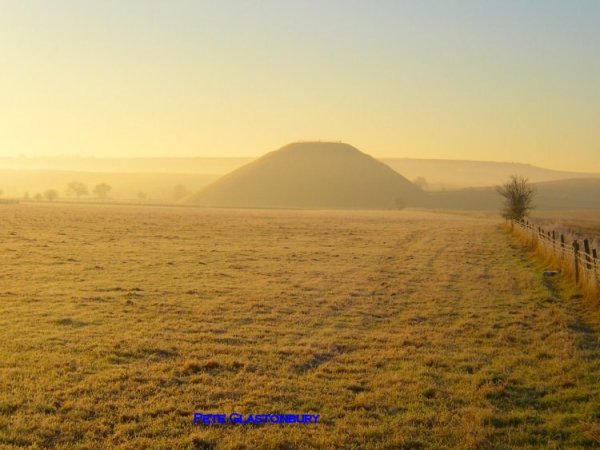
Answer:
[0, 1, 598, 171]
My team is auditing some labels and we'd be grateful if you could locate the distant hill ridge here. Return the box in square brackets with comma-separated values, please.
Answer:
[183, 142, 424, 209]
[425, 177, 600, 210]
[1, 156, 597, 190]
[381, 158, 600, 189]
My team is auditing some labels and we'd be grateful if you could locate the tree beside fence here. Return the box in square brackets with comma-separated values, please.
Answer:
[513, 219, 600, 298]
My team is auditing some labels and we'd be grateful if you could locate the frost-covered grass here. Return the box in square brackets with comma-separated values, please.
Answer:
[0, 204, 599, 449]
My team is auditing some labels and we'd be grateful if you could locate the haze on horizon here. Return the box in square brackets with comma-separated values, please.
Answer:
[1, 1, 599, 172]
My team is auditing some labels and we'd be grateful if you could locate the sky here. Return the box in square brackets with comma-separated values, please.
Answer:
[0, 0, 598, 171]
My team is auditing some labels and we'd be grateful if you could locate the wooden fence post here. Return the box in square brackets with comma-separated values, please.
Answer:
[573, 241, 580, 284]
[583, 239, 592, 271]
[560, 234, 565, 260]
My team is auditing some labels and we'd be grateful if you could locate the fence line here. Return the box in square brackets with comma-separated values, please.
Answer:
[513, 219, 600, 295]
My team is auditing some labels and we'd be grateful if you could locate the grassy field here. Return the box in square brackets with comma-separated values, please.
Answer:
[531, 210, 600, 246]
[1, 204, 599, 449]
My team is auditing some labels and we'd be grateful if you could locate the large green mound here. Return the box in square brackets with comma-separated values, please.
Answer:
[184, 142, 424, 209]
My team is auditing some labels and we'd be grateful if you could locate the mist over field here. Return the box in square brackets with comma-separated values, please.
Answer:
[2, 144, 600, 209]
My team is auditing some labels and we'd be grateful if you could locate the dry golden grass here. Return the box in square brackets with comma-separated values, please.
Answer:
[531, 210, 600, 246]
[1, 204, 599, 449]
[511, 221, 600, 307]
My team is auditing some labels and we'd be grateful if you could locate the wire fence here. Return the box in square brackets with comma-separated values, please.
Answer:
[514, 219, 600, 292]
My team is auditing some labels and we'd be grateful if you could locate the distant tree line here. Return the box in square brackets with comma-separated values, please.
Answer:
[20, 182, 189, 203]
[27, 182, 113, 202]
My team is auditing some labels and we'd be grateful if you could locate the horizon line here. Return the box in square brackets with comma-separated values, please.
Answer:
[0, 153, 594, 172]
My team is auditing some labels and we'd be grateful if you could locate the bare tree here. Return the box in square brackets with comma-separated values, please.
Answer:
[44, 189, 58, 201]
[93, 183, 112, 199]
[496, 175, 535, 221]
[66, 181, 88, 198]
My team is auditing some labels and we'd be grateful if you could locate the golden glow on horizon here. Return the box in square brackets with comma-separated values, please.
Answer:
[0, 1, 598, 172]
